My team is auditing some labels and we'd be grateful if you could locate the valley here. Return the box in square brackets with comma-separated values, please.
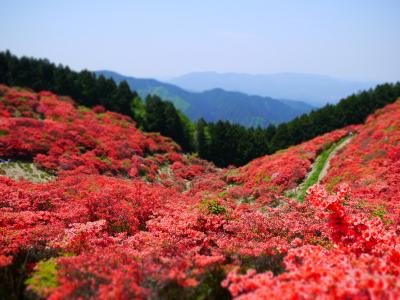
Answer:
[96, 70, 313, 128]
[1, 1, 399, 299]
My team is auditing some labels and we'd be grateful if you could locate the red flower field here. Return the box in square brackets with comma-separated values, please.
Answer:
[1, 85, 400, 299]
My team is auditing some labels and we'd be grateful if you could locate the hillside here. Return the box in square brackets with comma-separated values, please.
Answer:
[2, 52, 399, 168]
[1, 85, 400, 299]
[170, 72, 378, 106]
[96, 70, 313, 127]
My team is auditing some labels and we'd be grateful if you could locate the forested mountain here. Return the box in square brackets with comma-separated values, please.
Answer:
[197, 81, 400, 166]
[96, 70, 313, 127]
[170, 72, 378, 106]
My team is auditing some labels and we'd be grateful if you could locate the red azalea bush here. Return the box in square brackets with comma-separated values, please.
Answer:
[1, 84, 400, 299]
[222, 184, 400, 299]
[0, 85, 215, 183]
[323, 100, 400, 224]
[236, 127, 357, 194]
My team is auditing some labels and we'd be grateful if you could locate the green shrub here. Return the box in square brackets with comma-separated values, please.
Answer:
[200, 199, 227, 215]
[25, 258, 58, 298]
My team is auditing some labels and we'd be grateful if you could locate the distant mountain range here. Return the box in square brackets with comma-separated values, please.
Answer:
[96, 70, 313, 128]
[169, 72, 379, 106]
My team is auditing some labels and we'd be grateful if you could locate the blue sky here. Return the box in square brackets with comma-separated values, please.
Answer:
[1, 0, 399, 81]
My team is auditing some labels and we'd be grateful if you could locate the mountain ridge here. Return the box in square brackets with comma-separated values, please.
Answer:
[169, 71, 379, 106]
[96, 70, 313, 128]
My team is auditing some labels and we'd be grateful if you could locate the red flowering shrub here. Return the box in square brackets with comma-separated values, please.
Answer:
[51, 248, 148, 299]
[236, 127, 357, 196]
[222, 185, 400, 299]
[323, 100, 400, 224]
[0, 85, 217, 184]
[1, 85, 400, 299]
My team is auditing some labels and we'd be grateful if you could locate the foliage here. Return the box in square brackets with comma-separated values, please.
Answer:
[200, 199, 227, 215]
[25, 258, 58, 298]
[145, 94, 194, 151]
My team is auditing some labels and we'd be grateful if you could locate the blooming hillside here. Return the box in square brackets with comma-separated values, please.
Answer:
[0, 85, 400, 299]
[323, 101, 400, 223]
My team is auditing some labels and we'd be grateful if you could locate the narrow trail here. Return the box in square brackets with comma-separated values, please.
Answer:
[318, 136, 353, 182]
[294, 134, 354, 202]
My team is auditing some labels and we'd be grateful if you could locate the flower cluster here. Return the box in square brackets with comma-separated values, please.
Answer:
[235, 127, 357, 198]
[322, 100, 400, 225]
[0, 85, 214, 185]
[223, 185, 400, 299]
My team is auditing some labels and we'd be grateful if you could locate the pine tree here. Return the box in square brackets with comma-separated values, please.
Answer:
[196, 118, 208, 158]
[113, 81, 134, 114]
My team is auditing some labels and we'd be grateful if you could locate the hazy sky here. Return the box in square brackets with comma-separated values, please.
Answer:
[1, 0, 399, 81]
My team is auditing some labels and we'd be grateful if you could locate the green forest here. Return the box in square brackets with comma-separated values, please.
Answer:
[1, 50, 400, 167]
